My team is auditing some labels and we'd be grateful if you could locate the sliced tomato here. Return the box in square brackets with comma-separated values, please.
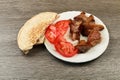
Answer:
[55, 20, 70, 35]
[45, 20, 78, 57]
[45, 24, 57, 43]
[54, 35, 78, 57]
[45, 20, 70, 43]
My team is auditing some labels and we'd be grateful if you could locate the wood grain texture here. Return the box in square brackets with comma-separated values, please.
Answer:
[0, 0, 120, 80]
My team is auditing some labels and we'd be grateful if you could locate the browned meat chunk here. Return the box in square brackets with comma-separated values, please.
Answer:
[82, 22, 104, 36]
[86, 15, 95, 23]
[70, 19, 82, 33]
[69, 19, 82, 41]
[74, 12, 87, 22]
[74, 12, 95, 23]
[70, 32, 80, 41]
[75, 40, 91, 53]
[69, 11, 104, 53]
[73, 12, 104, 37]
[87, 30, 101, 46]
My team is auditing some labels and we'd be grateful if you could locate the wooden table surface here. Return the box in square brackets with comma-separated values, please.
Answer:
[0, 0, 120, 80]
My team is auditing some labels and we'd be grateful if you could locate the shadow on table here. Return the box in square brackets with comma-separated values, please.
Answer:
[21, 44, 46, 56]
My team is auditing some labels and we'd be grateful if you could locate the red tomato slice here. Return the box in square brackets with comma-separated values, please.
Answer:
[45, 20, 70, 43]
[45, 24, 57, 43]
[55, 20, 70, 35]
[54, 35, 78, 57]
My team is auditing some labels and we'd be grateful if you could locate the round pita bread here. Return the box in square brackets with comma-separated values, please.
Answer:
[17, 12, 58, 54]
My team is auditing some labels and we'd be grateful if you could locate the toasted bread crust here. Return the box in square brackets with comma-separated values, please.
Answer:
[17, 12, 58, 54]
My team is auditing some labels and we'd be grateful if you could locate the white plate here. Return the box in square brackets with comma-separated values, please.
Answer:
[44, 11, 109, 63]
